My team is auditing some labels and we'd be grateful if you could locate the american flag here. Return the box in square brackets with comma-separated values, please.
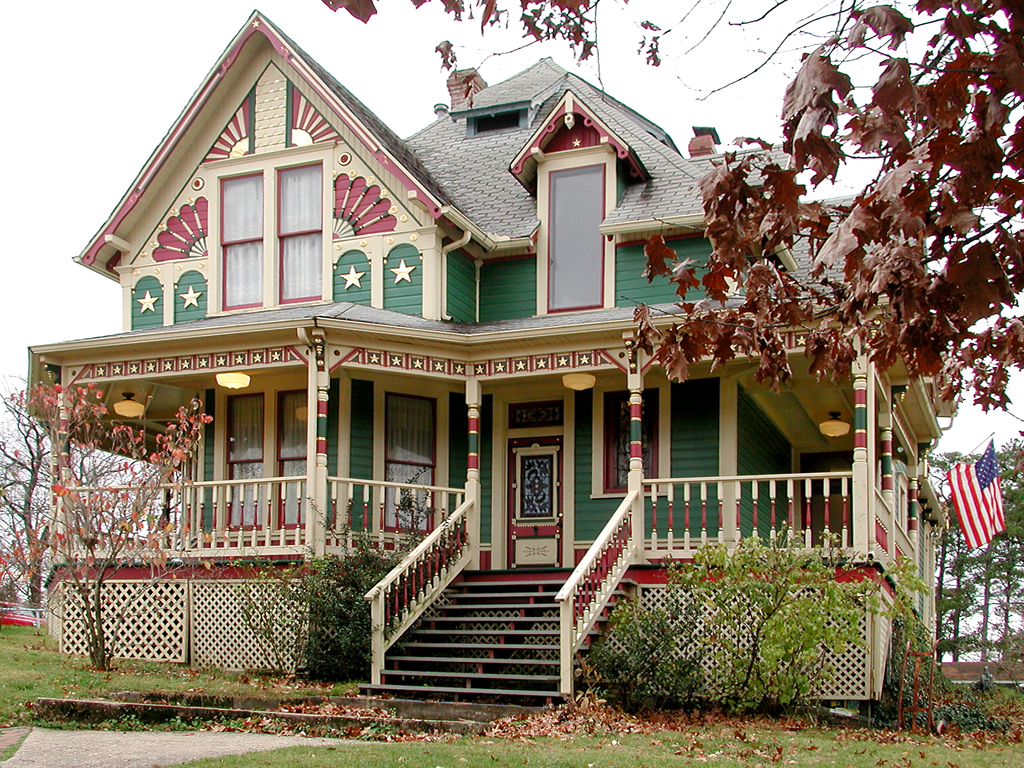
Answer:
[948, 440, 1005, 550]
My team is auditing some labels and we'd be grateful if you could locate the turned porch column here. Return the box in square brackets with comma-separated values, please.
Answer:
[305, 330, 330, 557]
[852, 356, 872, 555]
[465, 378, 482, 568]
[625, 339, 645, 557]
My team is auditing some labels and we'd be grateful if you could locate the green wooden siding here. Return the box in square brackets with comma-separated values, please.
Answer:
[173, 270, 207, 324]
[383, 244, 422, 315]
[573, 390, 619, 541]
[446, 249, 476, 322]
[202, 389, 216, 530]
[615, 236, 712, 308]
[327, 378, 340, 475]
[349, 379, 374, 530]
[333, 249, 371, 305]
[480, 395, 493, 545]
[131, 276, 163, 330]
[670, 378, 721, 538]
[737, 388, 791, 538]
[479, 257, 536, 321]
[448, 392, 468, 491]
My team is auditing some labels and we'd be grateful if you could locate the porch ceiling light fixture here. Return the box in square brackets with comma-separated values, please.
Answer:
[562, 373, 596, 391]
[113, 392, 146, 419]
[819, 412, 850, 438]
[216, 372, 251, 389]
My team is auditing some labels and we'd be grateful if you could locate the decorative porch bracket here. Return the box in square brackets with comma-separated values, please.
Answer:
[364, 498, 475, 686]
[554, 489, 641, 697]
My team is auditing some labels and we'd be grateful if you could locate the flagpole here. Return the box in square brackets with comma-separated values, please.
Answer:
[966, 433, 995, 456]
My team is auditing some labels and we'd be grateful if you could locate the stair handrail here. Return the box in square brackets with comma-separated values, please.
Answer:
[364, 497, 474, 685]
[555, 489, 639, 696]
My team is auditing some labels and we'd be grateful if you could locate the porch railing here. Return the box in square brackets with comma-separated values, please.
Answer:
[364, 497, 474, 685]
[326, 477, 465, 550]
[643, 471, 854, 558]
[555, 490, 640, 696]
[172, 476, 309, 551]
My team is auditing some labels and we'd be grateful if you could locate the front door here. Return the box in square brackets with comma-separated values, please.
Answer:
[508, 437, 563, 567]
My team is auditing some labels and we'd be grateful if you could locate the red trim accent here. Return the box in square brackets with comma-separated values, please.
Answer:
[875, 518, 889, 553]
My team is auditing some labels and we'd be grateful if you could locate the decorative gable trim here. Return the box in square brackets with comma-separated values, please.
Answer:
[334, 173, 397, 237]
[204, 92, 255, 163]
[80, 11, 447, 274]
[288, 83, 341, 146]
[153, 198, 209, 262]
[509, 91, 648, 185]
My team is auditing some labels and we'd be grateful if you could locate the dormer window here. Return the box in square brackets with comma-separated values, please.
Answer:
[548, 164, 605, 311]
[470, 110, 526, 135]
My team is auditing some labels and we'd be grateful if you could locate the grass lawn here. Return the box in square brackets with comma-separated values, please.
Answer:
[0, 624, 346, 726]
[170, 728, 1024, 768]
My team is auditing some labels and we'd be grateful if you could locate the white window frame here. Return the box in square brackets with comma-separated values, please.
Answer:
[535, 145, 617, 315]
[206, 144, 333, 314]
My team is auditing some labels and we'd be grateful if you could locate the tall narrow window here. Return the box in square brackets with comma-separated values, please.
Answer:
[279, 165, 322, 303]
[277, 390, 307, 527]
[603, 390, 657, 493]
[222, 174, 264, 309]
[549, 164, 604, 311]
[228, 393, 264, 526]
[385, 394, 436, 530]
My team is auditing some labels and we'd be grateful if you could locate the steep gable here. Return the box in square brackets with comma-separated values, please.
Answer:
[78, 11, 452, 281]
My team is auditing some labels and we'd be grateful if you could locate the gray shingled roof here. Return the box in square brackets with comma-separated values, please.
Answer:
[405, 59, 733, 238]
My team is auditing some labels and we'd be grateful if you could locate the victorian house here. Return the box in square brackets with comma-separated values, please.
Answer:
[30, 12, 949, 702]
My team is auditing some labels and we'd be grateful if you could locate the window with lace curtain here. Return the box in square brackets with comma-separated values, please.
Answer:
[220, 163, 323, 310]
[384, 393, 436, 530]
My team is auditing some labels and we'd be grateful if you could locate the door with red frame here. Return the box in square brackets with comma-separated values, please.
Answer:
[507, 436, 563, 568]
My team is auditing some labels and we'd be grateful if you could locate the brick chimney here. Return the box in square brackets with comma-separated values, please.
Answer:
[447, 68, 487, 111]
[688, 126, 721, 158]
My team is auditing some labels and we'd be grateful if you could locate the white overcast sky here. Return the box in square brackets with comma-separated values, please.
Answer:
[2, 0, 1019, 454]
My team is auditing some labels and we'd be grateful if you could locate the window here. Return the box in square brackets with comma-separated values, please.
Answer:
[220, 163, 324, 310]
[222, 174, 264, 309]
[228, 393, 264, 526]
[277, 391, 307, 527]
[385, 394, 436, 530]
[603, 390, 658, 493]
[548, 164, 605, 311]
[278, 165, 323, 303]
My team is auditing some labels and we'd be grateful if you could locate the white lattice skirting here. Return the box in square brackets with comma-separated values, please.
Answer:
[635, 585, 881, 701]
[50, 579, 305, 671]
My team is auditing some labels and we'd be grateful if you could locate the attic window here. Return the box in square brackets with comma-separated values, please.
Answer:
[470, 110, 525, 136]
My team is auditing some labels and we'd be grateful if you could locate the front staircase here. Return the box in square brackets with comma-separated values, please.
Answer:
[363, 569, 615, 704]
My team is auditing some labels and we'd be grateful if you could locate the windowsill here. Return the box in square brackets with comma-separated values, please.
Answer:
[210, 297, 334, 317]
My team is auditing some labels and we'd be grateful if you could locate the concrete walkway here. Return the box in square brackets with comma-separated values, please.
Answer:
[0, 727, 358, 768]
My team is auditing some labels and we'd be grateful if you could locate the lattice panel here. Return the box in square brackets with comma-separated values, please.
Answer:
[635, 585, 872, 701]
[191, 580, 306, 672]
[55, 580, 188, 663]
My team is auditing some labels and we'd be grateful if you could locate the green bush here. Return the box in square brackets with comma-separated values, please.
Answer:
[592, 535, 880, 714]
[303, 537, 402, 682]
[588, 592, 702, 712]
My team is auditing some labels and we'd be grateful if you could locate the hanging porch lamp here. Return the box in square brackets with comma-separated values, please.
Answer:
[215, 372, 251, 389]
[113, 392, 146, 419]
[562, 373, 596, 391]
[819, 412, 850, 438]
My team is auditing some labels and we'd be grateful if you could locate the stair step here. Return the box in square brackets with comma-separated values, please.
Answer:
[362, 683, 561, 699]
[438, 600, 558, 609]
[413, 628, 558, 637]
[400, 642, 560, 652]
[384, 669, 560, 683]
[393, 655, 559, 666]
[425, 616, 557, 624]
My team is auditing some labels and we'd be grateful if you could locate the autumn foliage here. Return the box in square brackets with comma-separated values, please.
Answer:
[323, 0, 1024, 410]
[27, 384, 210, 669]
